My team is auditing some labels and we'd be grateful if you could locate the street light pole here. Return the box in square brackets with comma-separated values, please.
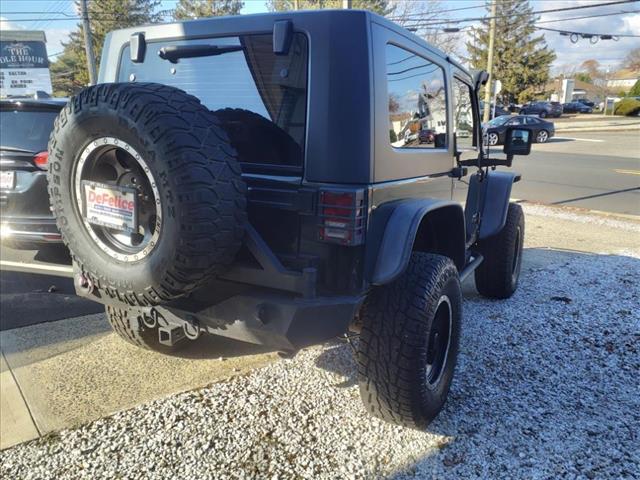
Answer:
[482, 0, 497, 123]
[80, 0, 97, 85]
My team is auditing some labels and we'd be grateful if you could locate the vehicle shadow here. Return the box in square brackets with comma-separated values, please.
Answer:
[311, 247, 639, 479]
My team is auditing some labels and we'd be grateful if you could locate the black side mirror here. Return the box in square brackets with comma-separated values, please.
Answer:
[504, 127, 532, 156]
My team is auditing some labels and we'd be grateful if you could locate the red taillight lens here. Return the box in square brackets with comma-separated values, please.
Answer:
[318, 190, 365, 245]
[33, 151, 49, 170]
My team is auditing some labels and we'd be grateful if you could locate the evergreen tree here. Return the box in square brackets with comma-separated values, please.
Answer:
[268, 0, 395, 16]
[51, 0, 162, 96]
[466, 0, 555, 104]
[174, 0, 243, 20]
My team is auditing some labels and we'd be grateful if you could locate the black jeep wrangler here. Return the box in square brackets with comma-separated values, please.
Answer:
[48, 10, 531, 429]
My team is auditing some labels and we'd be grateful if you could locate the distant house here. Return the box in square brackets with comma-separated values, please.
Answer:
[547, 78, 604, 103]
[606, 69, 640, 92]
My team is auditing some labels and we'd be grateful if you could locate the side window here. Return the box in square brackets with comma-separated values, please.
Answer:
[386, 44, 447, 149]
[453, 78, 475, 150]
[524, 117, 539, 125]
[508, 117, 525, 125]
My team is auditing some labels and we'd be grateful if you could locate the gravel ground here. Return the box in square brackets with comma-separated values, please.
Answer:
[2, 250, 639, 479]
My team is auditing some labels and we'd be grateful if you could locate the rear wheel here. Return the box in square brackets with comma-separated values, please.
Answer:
[536, 130, 549, 143]
[357, 253, 462, 429]
[474, 203, 525, 299]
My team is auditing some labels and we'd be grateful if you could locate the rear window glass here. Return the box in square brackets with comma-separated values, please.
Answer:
[0, 109, 58, 152]
[118, 33, 308, 168]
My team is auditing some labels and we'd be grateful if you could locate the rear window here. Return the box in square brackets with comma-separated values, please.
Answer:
[118, 33, 308, 168]
[0, 108, 58, 153]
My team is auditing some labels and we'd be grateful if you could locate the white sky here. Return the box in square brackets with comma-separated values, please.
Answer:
[0, 0, 638, 72]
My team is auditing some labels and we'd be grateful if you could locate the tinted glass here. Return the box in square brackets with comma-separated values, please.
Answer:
[119, 34, 308, 166]
[386, 44, 447, 149]
[453, 78, 474, 149]
[487, 115, 511, 127]
[0, 109, 58, 152]
[524, 117, 539, 125]
[507, 117, 526, 125]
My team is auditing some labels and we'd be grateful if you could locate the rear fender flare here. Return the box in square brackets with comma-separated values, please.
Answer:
[365, 199, 466, 286]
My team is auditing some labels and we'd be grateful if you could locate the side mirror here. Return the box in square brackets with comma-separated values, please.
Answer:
[503, 127, 532, 156]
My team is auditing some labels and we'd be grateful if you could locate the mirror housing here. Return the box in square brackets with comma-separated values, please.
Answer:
[503, 127, 532, 156]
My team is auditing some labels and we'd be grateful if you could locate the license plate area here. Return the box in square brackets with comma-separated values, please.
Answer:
[0, 171, 15, 190]
[82, 181, 137, 233]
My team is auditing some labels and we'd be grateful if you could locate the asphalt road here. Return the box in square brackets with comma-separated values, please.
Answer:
[1, 131, 638, 331]
[463, 131, 640, 216]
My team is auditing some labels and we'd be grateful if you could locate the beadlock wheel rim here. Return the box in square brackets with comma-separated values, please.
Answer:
[73, 137, 162, 262]
[426, 295, 453, 388]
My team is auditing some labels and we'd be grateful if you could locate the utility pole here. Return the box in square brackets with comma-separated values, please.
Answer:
[80, 0, 97, 85]
[342, 0, 352, 8]
[482, 0, 497, 123]
[294, 0, 299, 9]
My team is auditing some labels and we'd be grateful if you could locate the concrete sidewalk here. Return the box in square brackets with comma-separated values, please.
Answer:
[554, 114, 640, 133]
[1, 203, 639, 450]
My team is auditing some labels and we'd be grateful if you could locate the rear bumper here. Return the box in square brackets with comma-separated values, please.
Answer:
[0, 216, 62, 244]
[0, 169, 61, 245]
[78, 277, 363, 351]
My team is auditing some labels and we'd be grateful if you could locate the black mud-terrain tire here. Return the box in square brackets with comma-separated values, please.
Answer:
[105, 305, 180, 353]
[357, 253, 462, 430]
[214, 108, 302, 166]
[48, 83, 246, 306]
[474, 203, 525, 299]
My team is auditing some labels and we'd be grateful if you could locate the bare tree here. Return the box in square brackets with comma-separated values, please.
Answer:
[622, 47, 640, 71]
[389, 0, 460, 56]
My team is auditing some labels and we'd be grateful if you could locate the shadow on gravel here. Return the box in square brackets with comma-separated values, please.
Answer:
[314, 341, 358, 388]
[379, 248, 640, 479]
[165, 334, 274, 360]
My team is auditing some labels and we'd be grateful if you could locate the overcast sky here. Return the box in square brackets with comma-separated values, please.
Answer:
[0, 0, 638, 73]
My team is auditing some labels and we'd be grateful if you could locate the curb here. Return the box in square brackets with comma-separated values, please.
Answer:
[512, 199, 640, 222]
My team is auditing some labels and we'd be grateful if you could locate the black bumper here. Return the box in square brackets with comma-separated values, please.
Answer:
[78, 279, 363, 351]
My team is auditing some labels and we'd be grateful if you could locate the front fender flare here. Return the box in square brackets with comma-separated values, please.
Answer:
[465, 171, 520, 240]
[365, 199, 466, 286]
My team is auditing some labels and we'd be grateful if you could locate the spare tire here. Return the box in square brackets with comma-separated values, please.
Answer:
[213, 108, 302, 166]
[48, 83, 246, 306]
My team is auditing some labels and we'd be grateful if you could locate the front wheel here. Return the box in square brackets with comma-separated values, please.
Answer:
[539, 111, 547, 118]
[357, 253, 462, 430]
[536, 130, 549, 143]
[487, 132, 499, 146]
[474, 203, 525, 299]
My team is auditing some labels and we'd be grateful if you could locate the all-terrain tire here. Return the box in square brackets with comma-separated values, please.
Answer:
[105, 305, 180, 353]
[48, 83, 247, 306]
[357, 253, 462, 430]
[474, 203, 525, 299]
[213, 108, 302, 166]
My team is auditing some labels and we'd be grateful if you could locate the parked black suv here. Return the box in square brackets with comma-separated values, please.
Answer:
[519, 101, 562, 118]
[47, 10, 532, 429]
[1, 98, 67, 248]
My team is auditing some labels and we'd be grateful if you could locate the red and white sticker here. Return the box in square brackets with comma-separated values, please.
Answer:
[83, 182, 137, 233]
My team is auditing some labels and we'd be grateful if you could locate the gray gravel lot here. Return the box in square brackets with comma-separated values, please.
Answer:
[1, 250, 639, 479]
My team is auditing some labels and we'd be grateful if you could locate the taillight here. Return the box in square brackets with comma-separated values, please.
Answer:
[318, 190, 365, 245]
[33, 151, 49, 170]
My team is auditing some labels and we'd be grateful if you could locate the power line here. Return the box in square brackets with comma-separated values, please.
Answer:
[405, 9, 639, 31]
[537, 26, 640, 38]
[535, 9, 640, 24]
[397, 0, 639, 27]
